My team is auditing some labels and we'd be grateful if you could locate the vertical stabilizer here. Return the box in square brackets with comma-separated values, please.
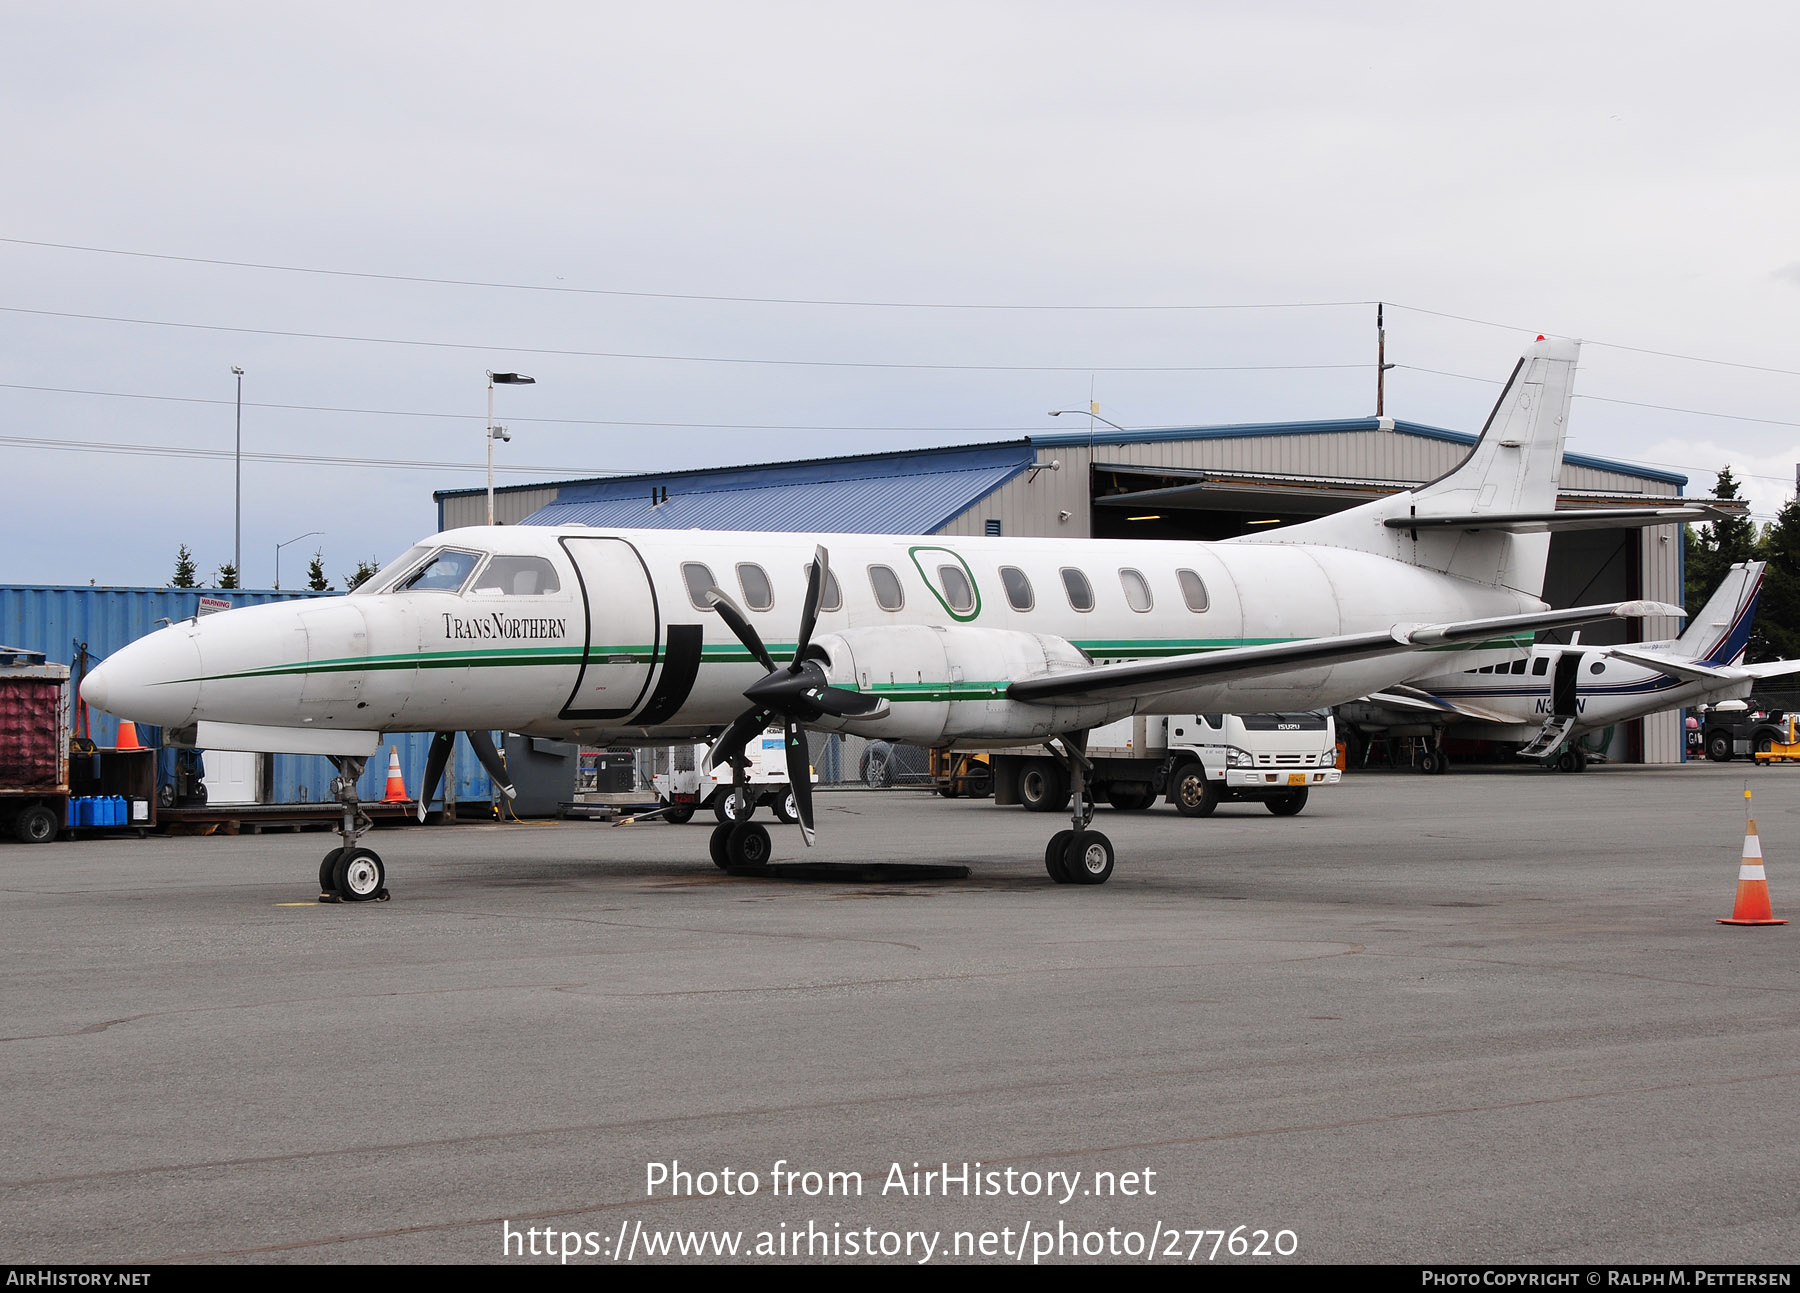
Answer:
[1672, 561, 1764, 665]
[1237, 337, 1580, 597]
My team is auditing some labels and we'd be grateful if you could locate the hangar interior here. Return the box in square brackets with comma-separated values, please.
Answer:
[438, 417, 1701, 763]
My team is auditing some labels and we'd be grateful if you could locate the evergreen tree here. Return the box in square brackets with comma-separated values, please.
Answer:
[307, 549, 331, 591]
[1685, 466, 1756, 609]
[215, 563, 240, 590]
[171, 544, 198, 589]
[1751, 496, 1800, 663]
[344, 559, 379, 592]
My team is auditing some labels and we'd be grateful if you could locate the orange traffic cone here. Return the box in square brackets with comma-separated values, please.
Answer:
[381, 745, 409, 803]
[114, 721, 141, 751]
[1719, 818, 1787, 926]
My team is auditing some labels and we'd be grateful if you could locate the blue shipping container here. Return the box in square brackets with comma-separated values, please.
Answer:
[0, 586, 497, 808]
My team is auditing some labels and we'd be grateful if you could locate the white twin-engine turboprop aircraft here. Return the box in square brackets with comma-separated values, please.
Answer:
[83, 337, 1702, 899]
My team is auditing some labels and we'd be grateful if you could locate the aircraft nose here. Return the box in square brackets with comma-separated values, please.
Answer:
[81, 626, 204, 729]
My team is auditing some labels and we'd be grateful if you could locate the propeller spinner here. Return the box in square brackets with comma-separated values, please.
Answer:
[703, 545, 880, 844]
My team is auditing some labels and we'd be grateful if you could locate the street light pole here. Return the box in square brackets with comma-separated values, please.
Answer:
[485, 371, 536, 525]
[275, 530, 323, 591]
[232, 366, 244, 581]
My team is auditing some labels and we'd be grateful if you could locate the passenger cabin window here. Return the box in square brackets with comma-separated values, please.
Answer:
[1510, 659, 1527, 674]
[682, 562, 718, 611]
[1061, 568, 1094, 613]
[804, 562, 843, 612]
[471, 556, 562, 597]
[398, 548, 482, 593]
[737, 563, 773, 611]
[868, 564, 905, 611]
[1119, 568, 1152, 613]
[938, 564, 975, 614]
[999, 566, 1034, 611]
[1177, 569, 1210, 613]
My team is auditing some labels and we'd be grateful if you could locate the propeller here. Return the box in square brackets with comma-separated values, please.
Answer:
[416, 728, 516, 823]
[703, 545, 881, 844]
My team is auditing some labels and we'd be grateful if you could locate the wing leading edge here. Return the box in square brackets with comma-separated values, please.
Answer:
[1006, 600, 1683, 706]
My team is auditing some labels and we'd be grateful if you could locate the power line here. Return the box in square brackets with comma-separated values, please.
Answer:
[0, 237, 1367, 312]
[0, 432, 622, 477]
[0, 381, 1044, 433]
[0, 305, 1365, 375]
[1394, 365, 1800, 429]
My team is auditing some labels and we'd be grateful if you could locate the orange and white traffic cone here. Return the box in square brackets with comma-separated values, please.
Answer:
[1719, 818, 1786, 926]
[114, 721, 141, 751]
[381, 745, 409, 803]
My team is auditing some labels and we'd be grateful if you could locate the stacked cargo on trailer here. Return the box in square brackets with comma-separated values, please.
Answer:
[0, 646, 69, 843]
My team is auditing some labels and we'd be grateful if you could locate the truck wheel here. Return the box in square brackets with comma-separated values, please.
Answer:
[14, 804, 58, 844]
[1170, 762, 1217, 818]
[1266, 789, 1308, 816]
[713, 792, 754, 824]
[1706, 730, 1733, 762]
[661, 800, 694, 825]
[1753, 730, 1779, 757]
[1018, 760, 1069, 813]
[772, 791, 800, 824]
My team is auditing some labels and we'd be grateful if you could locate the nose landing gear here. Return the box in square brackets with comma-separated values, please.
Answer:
[318, 755, 389, 903]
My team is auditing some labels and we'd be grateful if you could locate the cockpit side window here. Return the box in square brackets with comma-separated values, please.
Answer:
[397, 548, 482, 593]
[352, 544, 433, 596]
[471, 555, 562, 597]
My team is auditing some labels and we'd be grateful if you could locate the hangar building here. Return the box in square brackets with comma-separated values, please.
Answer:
[436, 417, 1693, 763]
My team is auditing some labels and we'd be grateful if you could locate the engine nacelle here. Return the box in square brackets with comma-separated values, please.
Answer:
[808, 625, 1132, 746]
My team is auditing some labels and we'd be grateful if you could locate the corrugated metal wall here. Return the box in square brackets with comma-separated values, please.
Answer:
[0, 587, 498, 807]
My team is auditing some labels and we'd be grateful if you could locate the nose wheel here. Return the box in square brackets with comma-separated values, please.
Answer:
[317, 756, 390, 902]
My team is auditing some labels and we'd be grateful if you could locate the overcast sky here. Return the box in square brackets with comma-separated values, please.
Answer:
[5, 2, 1798, 589]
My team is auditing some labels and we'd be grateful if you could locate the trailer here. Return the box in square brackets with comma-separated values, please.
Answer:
[0, 646, 70, 843]
[989, 711, 1343, 818]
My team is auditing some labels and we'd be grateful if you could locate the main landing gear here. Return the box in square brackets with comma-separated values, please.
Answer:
[318, 755, 389, 903]
[1042, 732, 1115, 885]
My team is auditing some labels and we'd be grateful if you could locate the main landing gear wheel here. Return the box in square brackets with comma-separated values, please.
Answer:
[319, 847, 346, 892]
[1064, 830, 1115, 885]
[1419, 748, 1449, 775]
[331, 847, 386, 902]
[1044, 829, 1074, 883]
[709, 823, 733, 869]
[727, 822, 773, 868]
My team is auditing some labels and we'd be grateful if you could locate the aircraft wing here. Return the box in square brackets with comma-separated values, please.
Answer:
[1383, 506, 1717, 534]
[1007, 600, 1682, 705]
[1363, 685, 1517, 724]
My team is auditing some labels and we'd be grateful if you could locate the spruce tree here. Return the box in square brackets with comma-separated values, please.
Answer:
[344, 559, 379, 592]
[307, 549, 331, 591]
[1752, 496, 1800, 663]
[215, 563, 240, 590]
[172, 544, 198, 589]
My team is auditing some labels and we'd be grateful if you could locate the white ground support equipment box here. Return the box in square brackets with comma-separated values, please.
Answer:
[648, 730, 816, 825]
[990, 711, 1341, 817]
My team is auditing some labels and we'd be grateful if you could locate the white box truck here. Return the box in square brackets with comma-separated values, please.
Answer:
[990, 711, 1341, 817]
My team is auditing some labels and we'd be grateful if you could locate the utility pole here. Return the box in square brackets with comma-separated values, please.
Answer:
[232, 366, 244, 580]
[1375, 303, 1395, 416]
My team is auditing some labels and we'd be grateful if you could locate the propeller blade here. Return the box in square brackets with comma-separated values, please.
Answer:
[416, 731, 454, 823]
[705, 587, 776, 671]
[783, 716, 815, 846]
[465, 729, 516, 800]
[705, 707, 772, 773]
[795, 545, 829, 663]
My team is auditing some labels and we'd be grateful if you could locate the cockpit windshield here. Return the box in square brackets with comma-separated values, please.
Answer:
[396, 549, 483, 593]
[350, 545, 433, 596]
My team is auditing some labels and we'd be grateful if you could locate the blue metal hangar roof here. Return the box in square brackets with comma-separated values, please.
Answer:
[511, 442, 1036, 533]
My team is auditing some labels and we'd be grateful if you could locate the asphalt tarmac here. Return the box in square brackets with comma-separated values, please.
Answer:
[3, 764, 1796, 1266]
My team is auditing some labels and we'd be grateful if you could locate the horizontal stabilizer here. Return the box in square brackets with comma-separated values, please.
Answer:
[1383, 506, 1716, 535]
[1007, 600, 1682, 706]
[1742, 658, 1800, 681]
[1601, 646, 1734, 685]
